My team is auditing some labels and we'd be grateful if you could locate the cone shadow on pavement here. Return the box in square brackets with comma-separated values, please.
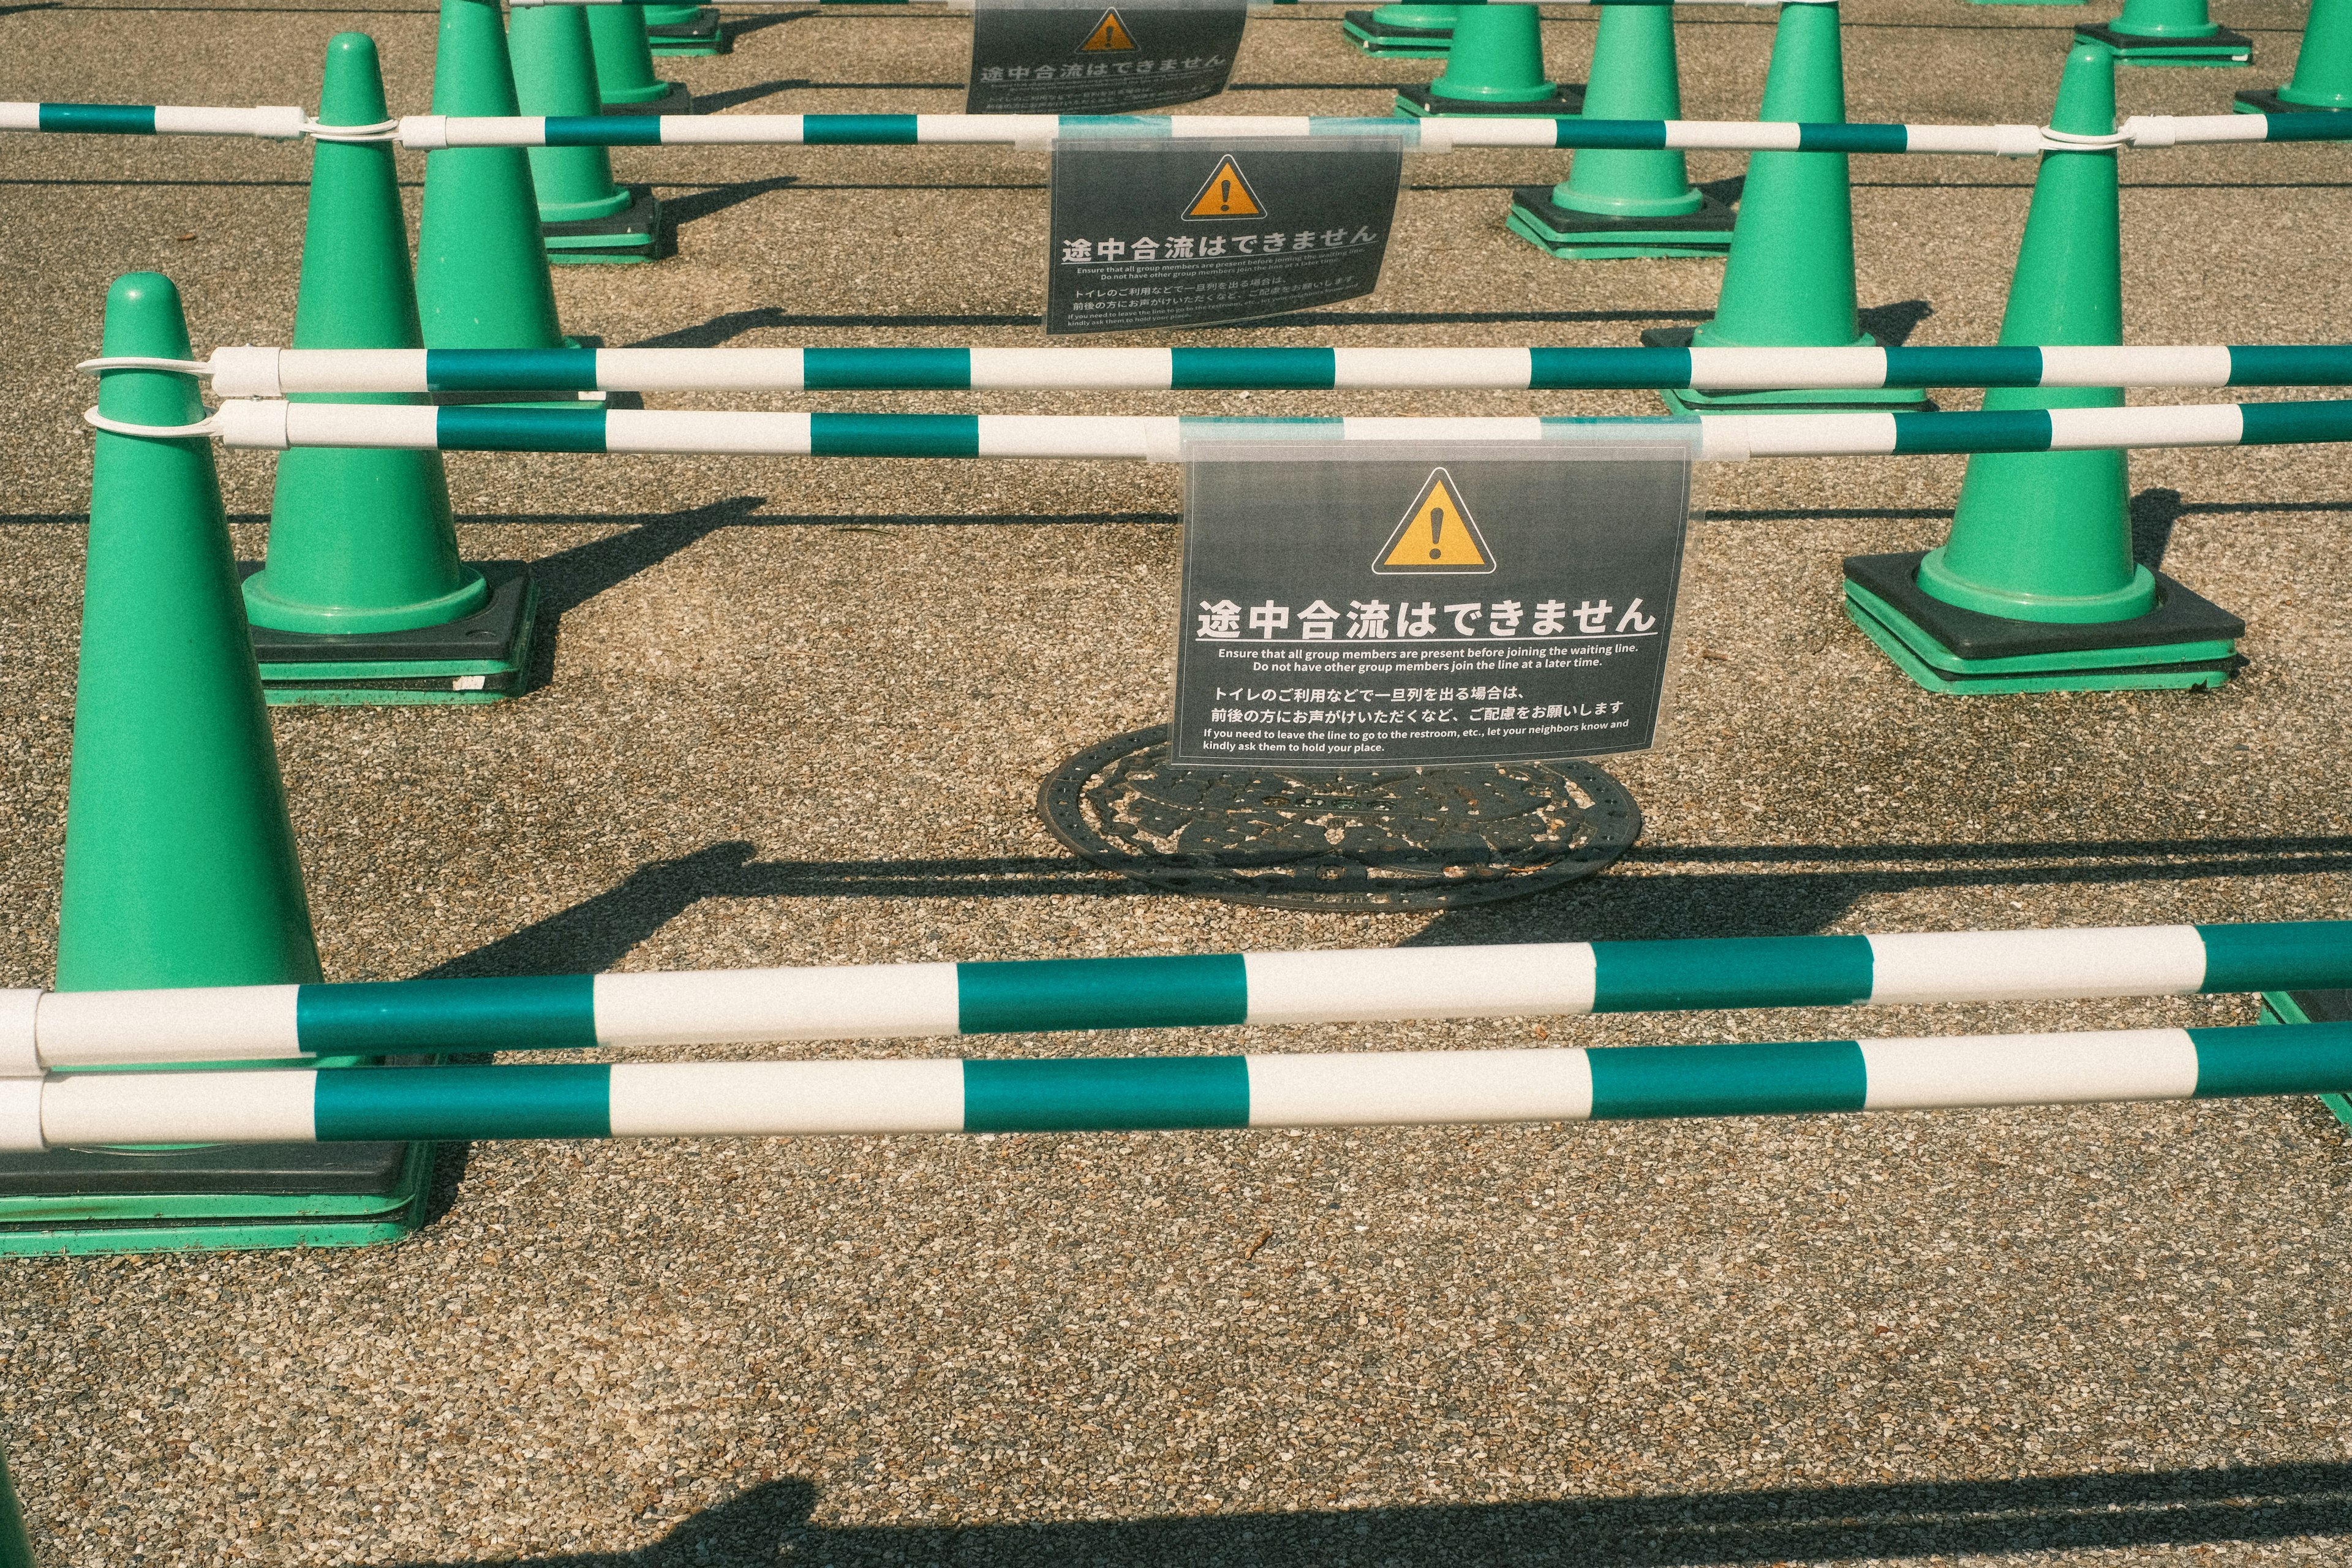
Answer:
[1841, 42, 2245, 695]
[509, 1, 662, 262]
[0, 273, 432, 1256]
[1507, 2, 1733, 259]
[1395, 6, 1582, 118]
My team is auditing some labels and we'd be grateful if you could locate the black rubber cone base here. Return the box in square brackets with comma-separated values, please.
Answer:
[1341, 10, 1453, 55]
[646, 5, 727, 54]
[1395, 82, 1585, 117]
[2075, 21, 2253, 65]
[2234, 86, 2351, 114]
[1038, 724, 1642, 910]
[601, 79, 694, 117]
[1843, 550, 2245, 693]
[241, 562, 539, 706]
[0, 1140, 432, 1255]
[543, 183, 663, 264]
[1508, 185, 1735, 259]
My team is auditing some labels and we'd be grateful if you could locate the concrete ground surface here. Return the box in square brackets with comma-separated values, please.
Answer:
[2, 0, 2351, 1561]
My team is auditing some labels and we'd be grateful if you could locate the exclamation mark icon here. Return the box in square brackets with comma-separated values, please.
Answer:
[1429, 506, 1444, 559]
[1219, 177, 1232, 212]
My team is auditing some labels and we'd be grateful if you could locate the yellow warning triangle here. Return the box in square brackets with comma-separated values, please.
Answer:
[1078, 7, 1139, 50]
[1374, 468, 1494, 574]
[1182, 154, 1267, 221]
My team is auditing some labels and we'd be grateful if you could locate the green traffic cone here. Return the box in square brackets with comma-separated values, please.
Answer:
[1841, 42, 2244, 695]
[244, 33, 489, 645]
[1648, 1, 1924, 414]
[1397, 6, 1580, 117]
[1344, 2, 1457, 58]
[586, 4, 692, 113]
[61, 274, 322, 991]
[3, 277, 437, 1254]
[415, 0, 565, 349]
[1506, 2, 1733, 259]
[643, 1, 726, 56]
[0, 1442, 32, 1568]
[508, 1, 662, 261]
[2079, 0, 2252, 65]
[2238, 0, 2350, 109]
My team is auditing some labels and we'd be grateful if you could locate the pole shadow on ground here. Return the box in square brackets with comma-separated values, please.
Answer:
[372, 1461, 2352, 1566]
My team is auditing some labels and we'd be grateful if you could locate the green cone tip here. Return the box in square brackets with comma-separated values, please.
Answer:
[320, 31, 390, 125]
[66, 273, 322, 990]
[2051, 40, 2119, 136]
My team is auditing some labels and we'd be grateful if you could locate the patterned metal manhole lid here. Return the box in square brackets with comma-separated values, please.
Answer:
[1036, 725, 1642, 911]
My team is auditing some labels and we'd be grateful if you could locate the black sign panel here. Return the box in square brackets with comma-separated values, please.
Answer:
[1047, 136, 1402, 334]
[968, 0, 1249, 115]
[1171, 445, 1693, 769]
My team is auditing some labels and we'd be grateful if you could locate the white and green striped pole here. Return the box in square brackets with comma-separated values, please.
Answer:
[6, 104, 2344, 153]
[85, 399, 2352, 464]
[8, 921, 2346, 1070]
[6, 1022, 2350, 1150]
[384, 111, 2348, 154]
[96, 343, 2352, 396]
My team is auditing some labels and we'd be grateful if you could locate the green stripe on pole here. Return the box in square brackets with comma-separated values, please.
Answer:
[2237, 399, 2352, 446]
[424, 347, 600, 391]
[296, 974, 598, 1056]
[1890, 408, 2052, 455]
[545, 114, 661, 145]
[1169, 348, 1336, 390]
[802, 114, 918, 145]
[1529, 347, 1686, 388]
[1556, 118, 1667, 149]
[957, 954, 1248, 1035]
[2189, 1022, 2352, 1099]
[313, 1063, 613, 1140]
[1883, 345, 2041, 388]
[1586, 1039, 1867, 1120]
[1795, 123, 1908, 153]
[2225, 347, 2352, 386]
[2262, 113, 2352, 142]
[2194, 921, 2352, 993]
[808, 413, 979, 457]
[39, 103, 157, 134]
[962, 1055, 1250, 1131]
[802, 347, 971, 390]
[1589, 936, 1873, 1013]
[435, 405, 609, 451]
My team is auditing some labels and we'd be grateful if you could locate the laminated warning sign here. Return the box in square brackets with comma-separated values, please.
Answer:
[1169, 443, 1694, 769]
[968, 0, 1249, 115]
[1047, 136, 1404, 334]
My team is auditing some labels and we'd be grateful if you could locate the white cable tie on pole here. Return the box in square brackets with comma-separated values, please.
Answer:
[207, 346, 285, 398]
[81, 408, 222, 439]
[396, 115, 450, 149]
[211, 399, 292, 450]
[2038, 126, 2131, 153]
[303, 116, 400, 143]
[0, 1079, 41, 1153]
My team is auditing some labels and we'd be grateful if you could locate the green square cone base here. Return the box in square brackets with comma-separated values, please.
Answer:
[600, 79, 694, 118]
[543, 185, 662, 265]
[244, 562, 539, 706]
[0, 1140, 434, 1256]
[2258, 989, 2352, 1129]
[2233, 87, 2351, 114]
[1844, 589, 2241, 694]
[1395, 83, 1585, 118]
[1507, 187, 1735, 260]
[1642, 327, 1932, 412]
[646, 7, 726, 55]
[2075, 22, 2254, 65]
[1341, 10, 1452, 55]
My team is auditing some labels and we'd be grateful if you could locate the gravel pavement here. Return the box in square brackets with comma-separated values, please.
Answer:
[2, 1, 2352, 1562]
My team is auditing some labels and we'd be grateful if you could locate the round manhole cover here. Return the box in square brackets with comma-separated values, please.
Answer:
[1037, 725, 1642, 911]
